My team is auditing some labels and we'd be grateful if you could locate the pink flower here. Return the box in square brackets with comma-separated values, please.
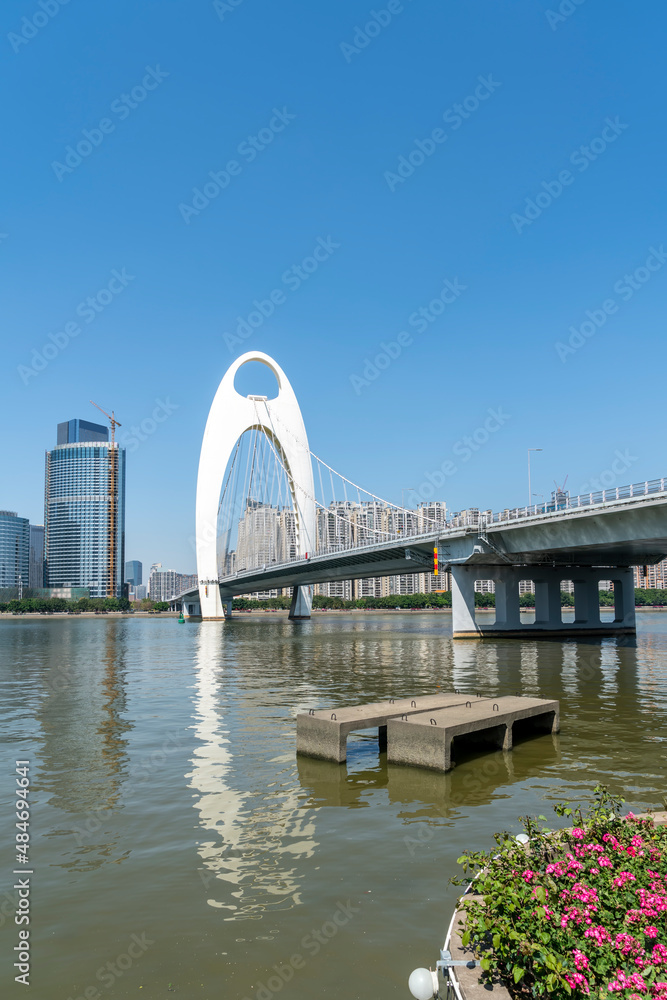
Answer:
[522, 869, 535, 883]
[653, 944, 667, 966]
[585, 925, 612, 946]
[565, 971, 590, 994]
[646, 926, 659, 938]
[571, 828, 585, 840]
[573, 949, 589, 971]
[612, 871, 637, 888]
[599, 856, 613, 868]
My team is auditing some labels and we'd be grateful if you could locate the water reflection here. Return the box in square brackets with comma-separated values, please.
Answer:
[296, 719, 561, 818]
[36, 621, 132, 869]
[187, 625, 317, 919]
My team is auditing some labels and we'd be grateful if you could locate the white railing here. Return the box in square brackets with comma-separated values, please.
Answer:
[484, 478, 667, 525]
[219, 478, 667, 579]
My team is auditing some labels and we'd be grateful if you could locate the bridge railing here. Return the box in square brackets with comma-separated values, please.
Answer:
[218, 478, 667, 579]
[483, 478, 667, 525]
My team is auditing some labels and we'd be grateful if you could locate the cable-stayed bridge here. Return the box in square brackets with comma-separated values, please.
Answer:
[175, 352, 667, 638]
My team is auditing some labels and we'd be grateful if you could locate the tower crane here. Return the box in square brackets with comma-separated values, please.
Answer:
[90, 401, 122, 599]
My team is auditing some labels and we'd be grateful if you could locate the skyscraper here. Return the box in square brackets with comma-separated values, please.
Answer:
[0, 511, 29, 590]
[29, 524, 45, 588]
[44, 419, 126, 598]
[125, 560, 142, 586]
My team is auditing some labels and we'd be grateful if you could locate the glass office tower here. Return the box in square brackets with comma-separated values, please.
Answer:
[125, 560, 142, 586]
[44, 420, 126, 598]
[0, 511, 30, 590]
[29, 524, 45, 588]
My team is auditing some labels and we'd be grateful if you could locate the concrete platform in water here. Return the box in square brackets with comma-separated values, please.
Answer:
[296, 693, 490, 764]
[387, 695, 559, 773]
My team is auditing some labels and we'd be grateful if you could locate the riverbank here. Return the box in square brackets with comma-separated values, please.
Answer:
[2, 607, 667, 620]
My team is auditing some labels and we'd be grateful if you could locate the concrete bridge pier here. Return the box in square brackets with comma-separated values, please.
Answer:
[223, 599, 233, 619]
[451, 564, 636, 639]
[289, 584, 313, 620]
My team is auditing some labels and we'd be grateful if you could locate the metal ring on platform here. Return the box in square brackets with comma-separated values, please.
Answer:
[411, 700, 416, 707]
[493, 703, 499, 711]
[401, 713, 408, 720]
[389, 698, 394, 703]
[430, 718, 437, 725]
[308, 709, 314, 715]
[466, 701, 471, 708]
[331, 712, 337, 720]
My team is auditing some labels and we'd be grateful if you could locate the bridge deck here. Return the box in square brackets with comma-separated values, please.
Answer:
[296, 693, 488, 763]
[387, 696, 559, 772]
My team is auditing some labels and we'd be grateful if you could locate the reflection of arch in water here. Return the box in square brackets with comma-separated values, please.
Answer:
[187, 626, 317, 919]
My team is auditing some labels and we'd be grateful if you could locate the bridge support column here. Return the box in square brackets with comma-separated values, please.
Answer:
[199, 581, 226, 621]
[611, 567, 636, 628]
[289, 585, 312, 620]
[452, 564, 636, 639]
[223, 599, 233, 619]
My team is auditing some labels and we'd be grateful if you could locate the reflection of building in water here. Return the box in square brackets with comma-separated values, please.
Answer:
[187, 627, 317, 919]
[35, 623, 131, 864]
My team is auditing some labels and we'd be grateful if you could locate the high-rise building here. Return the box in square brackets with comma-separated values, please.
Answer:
[125, 560, 142, 586]
[29, 524, 45, 588]
[0, 512, 30, 591]
[634, 560, 667, 589]
[148, 568, 197, 602]
[44, 419, 126, 598]
[57, 418, 109, 445]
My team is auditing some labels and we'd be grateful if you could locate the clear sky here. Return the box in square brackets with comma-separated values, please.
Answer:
[3, 0, 666, 575]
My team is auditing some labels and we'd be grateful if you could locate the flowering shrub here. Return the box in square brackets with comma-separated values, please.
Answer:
[453, 787, 667, 998]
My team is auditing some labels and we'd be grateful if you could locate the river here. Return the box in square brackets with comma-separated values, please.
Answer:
[1, 611, 666, 999]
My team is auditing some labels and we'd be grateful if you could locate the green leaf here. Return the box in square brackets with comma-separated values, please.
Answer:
[492, 934, 501, 949]
[480, 958, 491, 972]
[461, 930, 470, 947]
[513, 966, 525, 983]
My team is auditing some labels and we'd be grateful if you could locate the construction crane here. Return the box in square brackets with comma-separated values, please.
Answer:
[90, 401, 122, 599]
[551, 475, 569, 511]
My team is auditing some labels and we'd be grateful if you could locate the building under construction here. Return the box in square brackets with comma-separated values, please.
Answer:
[44, 418, 126, 599]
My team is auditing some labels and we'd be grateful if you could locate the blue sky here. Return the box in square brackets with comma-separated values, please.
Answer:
[2, 0, 666, 574]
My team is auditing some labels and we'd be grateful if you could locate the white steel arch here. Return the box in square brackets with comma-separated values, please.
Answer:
[195, 352, 316, 620]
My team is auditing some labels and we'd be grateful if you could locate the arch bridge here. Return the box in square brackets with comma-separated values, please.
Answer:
[177, 352, 667, 639]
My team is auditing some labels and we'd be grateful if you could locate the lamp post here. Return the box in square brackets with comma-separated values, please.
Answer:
[527, 449, 542, 508]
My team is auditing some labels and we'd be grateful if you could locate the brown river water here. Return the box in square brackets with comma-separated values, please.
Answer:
[1, 611, 666, 999]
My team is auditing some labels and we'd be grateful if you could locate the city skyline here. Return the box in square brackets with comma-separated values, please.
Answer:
[3, 2, 667, 574]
